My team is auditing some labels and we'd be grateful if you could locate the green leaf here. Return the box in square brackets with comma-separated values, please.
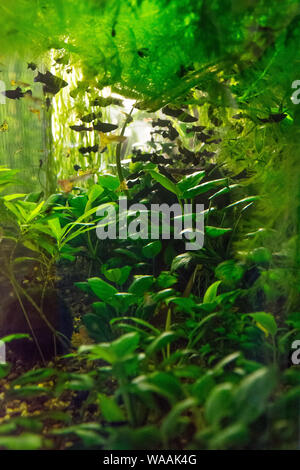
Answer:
[87, 184, 104, 203]
[128, 275, 154, 296]
[146, 331, 177, 356]
[177, 171, 205, 193]
[248, 247, 272, 264]
[109, 292, 138, 313]
[205, 226, 232, 238]
[111, 332, 140, 358]
[157, 272, 177, 288]
[83, 313, 112, 342]
[234, 367, 277, 424]
[142, 241, 162, 258]
[74, 281, 92, 294]
[215, 260, 244, 284]
[209, 184, 240, 201]
[87, 277, 118, 300]
[225, 196, 259, 210]
[192, 372, 215, 404]
[181, 178, 227, 199]
[2, 193, 26, 201]
[64, 373, 94, 391]
[161, 397, 197, 442]
[99, 174, 120, 191]
[0, 363, 11, 379]
[25, 200, 45, 223]
[248, 312, 278, 337]
[205, 383, 234, 426]
[98, 394, 125, 422]
[48, 217, 62, 240]
[213, 352, 241, 374]
[148, 170, 179, 195]
[209, 423, 248, 450]
[1, 333, 31, 343]
[102, 267, 122, 283]
[203, 280, 222, 303]
[0, 434, 45, 450]
[12, 368, 56, 386]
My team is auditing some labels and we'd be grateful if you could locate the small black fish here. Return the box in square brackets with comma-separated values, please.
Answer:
[137, 48, 149, 58]
[3, 87, 25, 100]
[27, 62, 37, 71]
[132, 151, 156, 163]
[73, 165, 81, 171]
[178, 145, 195, 159]
[168, 124, 179, 141]
[152, 119, 171, 128]
[93, 122, 118, 133]
[80, 112, 102, 123]
[177, 64, 194, 78]
[258, 113, 287, 123]
[45, 97, 51, 111]
[112, 28, 116, 37]
[162, 105, 197, 123]
[151, 155, 174, 165]
[126, 177, 141, 189]
[186, 125, 206, 133]
[79, 144, 99, 155]
[91, 97, 123, 107]
[198, 149, 216, 158]
[232, 113, 245, 120]
[34, 71, 68, 95]
[152, 126, 179, 141]
[195, 132, 210, 143]
[70, 125, 93, 132]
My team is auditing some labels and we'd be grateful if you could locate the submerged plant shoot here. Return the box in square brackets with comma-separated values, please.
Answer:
[0, 0, 300, 453]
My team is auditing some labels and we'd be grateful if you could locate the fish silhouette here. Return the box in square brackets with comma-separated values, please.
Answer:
[93, 122, 118, 132]
[70, 124, 93, 132]
[34, 71, 68, 95]
[79, 144, 99, 155]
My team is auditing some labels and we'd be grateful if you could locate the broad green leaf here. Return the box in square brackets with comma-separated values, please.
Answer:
[146, 331, 177, 356]
[48, 218, 62, 240]
[25, 200, 45, 223]
[215, 260, 244, 284]
[205, 383, 234, 426]
[234, 367, 277, 424]
[192, 372, 216, 404]
[98, 394, 125, 422]
[99, 174, 120, 191]
[248, 312, 278, 337]
[203, 280, 222, 303]
[87, 277, 118, 300]
[83, 313, 112, 342]
[128, 275, 154, 296]
[142, 241, 162, 258]
[181, 178, 227, 199]
[209, 423, 248, 450]
[0, 434, 44, 450]
[157, 272, 177, 288]
[148, 170, 179, 195]
[1, 333, 30, 343]
[87, 184, 104, 203]
[12, 368, 56, 385]
[177, 171, 205, 193]
[2, 193, 26, 201]
[205, 226, 232, 238]
[161, 397, 197, 442]
[111, 332, 140, 357]
[209, 184, 240, 201]
[225, 196, 259, 210]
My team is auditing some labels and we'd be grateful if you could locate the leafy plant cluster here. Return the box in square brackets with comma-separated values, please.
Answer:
[0, 94, 300, 450]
